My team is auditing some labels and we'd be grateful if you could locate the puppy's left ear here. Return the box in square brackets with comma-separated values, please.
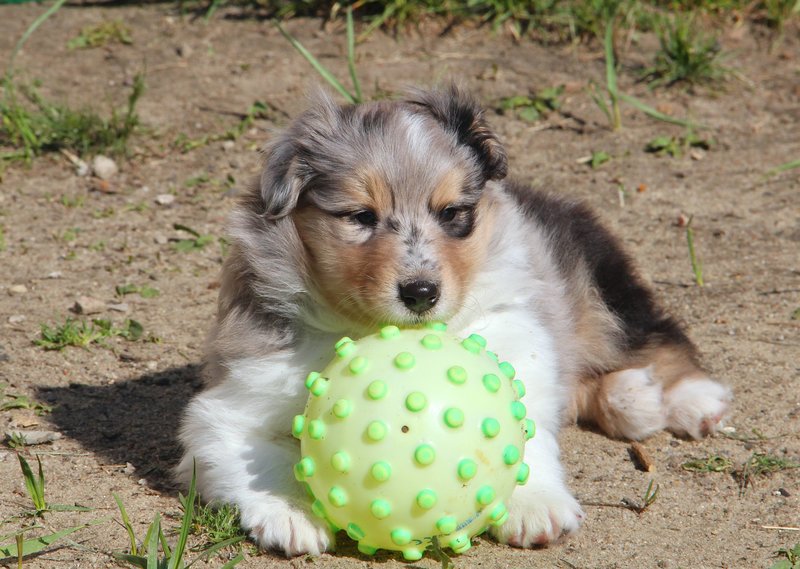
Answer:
[407, 85, 508, 182]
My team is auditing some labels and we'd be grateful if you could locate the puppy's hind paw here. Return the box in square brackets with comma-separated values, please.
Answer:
[491, 486, 584, 548]
[664, 377, 733, 439]
[244, 504, 333, 557]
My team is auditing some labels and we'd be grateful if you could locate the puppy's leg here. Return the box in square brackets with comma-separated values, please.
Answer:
[177, 359, 332, 557]
[471, 316, 584, 546]
[491, 428, 585, 547]
[576, 343, 732, 440]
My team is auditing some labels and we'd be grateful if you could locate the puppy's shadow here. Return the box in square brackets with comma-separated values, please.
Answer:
[36, 364, 203, 492]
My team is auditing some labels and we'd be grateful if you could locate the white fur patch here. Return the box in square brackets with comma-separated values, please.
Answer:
[664, 377, 732, 439]
[604, 367, 667, 440]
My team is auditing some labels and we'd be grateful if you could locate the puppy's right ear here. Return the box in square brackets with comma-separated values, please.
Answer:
[259, 91, 342, 219]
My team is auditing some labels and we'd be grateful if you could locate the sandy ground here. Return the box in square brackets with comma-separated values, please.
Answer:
[0, 5, 798, 568]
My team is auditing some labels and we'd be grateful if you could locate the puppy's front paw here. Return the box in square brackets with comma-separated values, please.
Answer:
[491, 484, 584, 548]
[242, 502, 333, 557]
[664, 377, 732, 439]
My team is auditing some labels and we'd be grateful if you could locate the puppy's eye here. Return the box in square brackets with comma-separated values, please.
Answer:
[351, 210, 378, 228]
[436, 205, 476, 239]
[438, 207, 458, 223]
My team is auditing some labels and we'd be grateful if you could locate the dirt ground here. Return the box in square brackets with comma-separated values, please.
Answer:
[0, 4, 798, 568]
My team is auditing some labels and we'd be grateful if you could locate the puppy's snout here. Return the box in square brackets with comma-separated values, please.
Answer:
[398, 280, 439, 314]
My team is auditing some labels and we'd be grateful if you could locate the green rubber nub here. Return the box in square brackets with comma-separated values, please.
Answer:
[309, 376, 329, 397]
[416, 489, 437, 510]
[426, 321, 447, 331]
[311, 499, 326, 519]
[447, 365, 467, 385]
[391, 528, 412, 546]
[367, 380, 388, 400]
[468, 333, 487, 348]
[347, 523, 365, 541]
[307, 419, 325, 439]
[476, 485, 496, 506]
[461, 337, 481, 354]
[336, 340, 356, 358]
[414, 444, 436, 466]
[457, 458, 478, 481]
[524, 418, 536, 440]
[370, 499, 392, 519]
[294, 457, 315, 480]
[334, 336, 353, 351]
[482, 373, 500, 393]
[436, 516, 457, 534]
[328, 486, 348, 507]
[517, 462, 531, 485]
[291, 415, 305, 438]
[332, 399, 352, 418]
[481, 417, 500, 438]
[402, 549, 423, 561]
[357, 543, 378, 555]
[305, 371, 320, 389]
[489, 502, 508, 526]
[443, 407, 464, 428]
[349, 355, 369, 375]
[450, 534, 471, 553]
[394, 351, 416, 370]
[503, 445, 521, 465]
[511, 400, 527, 420]
[421, 334, 443, 350]
[366, 421, 387, 441]
[331, 451, 351, 473]
[370, 461, 392, 482]
[405, 391, 427, 412]
[379, 325, 400, 339]
[512, 379, 526, 399]
[499, 361, 516, 379]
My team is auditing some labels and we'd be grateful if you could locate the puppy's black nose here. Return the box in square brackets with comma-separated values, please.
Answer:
[399, 281, 439, 313]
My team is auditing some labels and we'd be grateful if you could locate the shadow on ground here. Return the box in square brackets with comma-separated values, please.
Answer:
[36, 364, 203, 492]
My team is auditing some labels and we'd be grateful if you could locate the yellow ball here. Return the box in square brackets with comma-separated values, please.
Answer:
[293, 322, 533, 560]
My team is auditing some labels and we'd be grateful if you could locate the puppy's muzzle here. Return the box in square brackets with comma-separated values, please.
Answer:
[398, 280, 439, 314]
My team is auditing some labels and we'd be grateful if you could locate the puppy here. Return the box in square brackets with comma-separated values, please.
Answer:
[177, 85, 732, 556]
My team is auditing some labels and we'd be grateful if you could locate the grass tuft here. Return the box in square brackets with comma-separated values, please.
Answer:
[68, 20, 133, 50]
[682, 454, 733, 472]
[643, 13, 729, 88]
[35, 317, 144, 350]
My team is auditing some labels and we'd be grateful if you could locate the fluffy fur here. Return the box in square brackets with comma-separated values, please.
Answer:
[177, 86, 732, 556]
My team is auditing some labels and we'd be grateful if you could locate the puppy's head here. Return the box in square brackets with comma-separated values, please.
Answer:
[259, 85, 507, 328]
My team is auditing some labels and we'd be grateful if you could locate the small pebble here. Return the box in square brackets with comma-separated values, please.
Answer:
[8, 315, 26, 324]
[92, 155, 119, 180]
[72, 295, 105, 315]
[46, 271, 62, 279]
[153, 234, 168, 245]
[122, 462, 136, 475]
[155, 194, 175, 206]
[8, 284, 28, 295]
[221, 140, 235, 151]
[108, 302, 130, 313]
[5, 430, 62, 445]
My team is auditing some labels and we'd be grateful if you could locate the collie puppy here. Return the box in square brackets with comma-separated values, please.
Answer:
[177, 86, 731, 556]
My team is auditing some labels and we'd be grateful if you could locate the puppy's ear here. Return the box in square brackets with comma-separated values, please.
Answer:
[259, 91, 342, 219]
[407, 85, 508, 182]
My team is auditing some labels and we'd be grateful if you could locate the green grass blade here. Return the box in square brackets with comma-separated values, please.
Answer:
[766, 158, 800, 177]
[186, 537, 245, 568]
[8, 0, 68, 72]
[602, 11, 621, 129]
[686, 215, 704, 287]
[114, 493, 138, 556]
[275, 21, 356, 104]
[618, 91, 700, 128]
[145, 514, 161, 569]
[167, 464, 197, 569]
[113, 553, 148, 569]
[0, 523, 91, 559]
[346, 8, 363, 104]
[17, 454, 46, 513]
